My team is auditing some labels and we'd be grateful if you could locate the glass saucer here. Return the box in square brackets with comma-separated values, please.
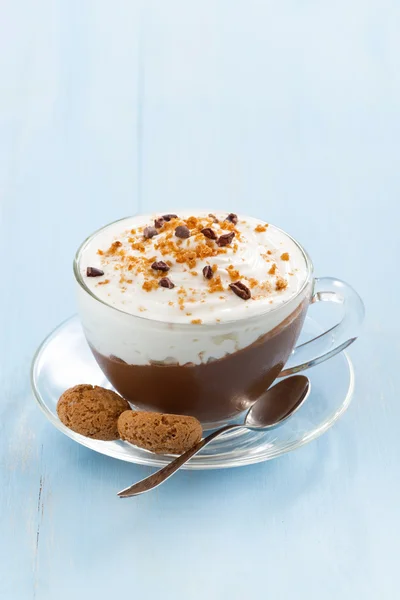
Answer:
[31, 315, 354, 470]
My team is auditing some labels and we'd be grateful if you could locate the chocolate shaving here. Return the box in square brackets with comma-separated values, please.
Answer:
[202, 265, 213, 279]
[154, 217, 165, 228]
[151, 261, 170, 272]
[217, 231, 235, 247]
[201, 227, 217, 240]
[175, 225, 190, 239]
[143, 226, 157, 239]
[86, 267, 104, 277]
[159, 277, 175, 289]
[208, 213, 219, 223]
[226, 213, 238, 225]
[162, 214, 178, 222]
[229, 281, 251, 300]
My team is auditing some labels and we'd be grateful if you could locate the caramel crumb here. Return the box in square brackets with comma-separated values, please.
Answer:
[281, 252, 290, 261]
[142, 280, 159, 292]
[268, 264, 277, 275]
[178, 296, 185, 311]
[191, 319, 202, 325]
[97, 279, 110, 285]
[260, 280, 272, 293]
[119, 274, 133, 285]
[255, 224, 267, 233]
[227, 265, 240, 281]
[106, 241, 124, 256]
[175, 249, 197, 269]
[222, 221, 236, 233]
[208, 275, 224, 293]
[97, 249, 104, 256]
[186, 216, 198, 229]
[138, 306, 147, 312]
[248, 278, 259, 288]
[276, 277, 288, 291]
[131, 241, 146, 253]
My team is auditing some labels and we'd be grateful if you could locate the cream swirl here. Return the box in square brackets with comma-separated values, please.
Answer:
[79, 212, 308, 324]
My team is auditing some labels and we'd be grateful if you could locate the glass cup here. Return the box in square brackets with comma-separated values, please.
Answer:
[74, 219, 365, 429]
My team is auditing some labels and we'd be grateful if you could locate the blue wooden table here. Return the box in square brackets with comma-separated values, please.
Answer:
[1, 2, 398, 598]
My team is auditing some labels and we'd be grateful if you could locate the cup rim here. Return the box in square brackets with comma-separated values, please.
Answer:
[73, 215, 314, 327]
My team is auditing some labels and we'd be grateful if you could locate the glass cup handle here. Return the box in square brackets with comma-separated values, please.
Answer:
[280, 277, 365, 377]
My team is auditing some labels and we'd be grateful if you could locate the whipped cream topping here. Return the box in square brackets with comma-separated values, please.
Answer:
[79, 212, 308, 325]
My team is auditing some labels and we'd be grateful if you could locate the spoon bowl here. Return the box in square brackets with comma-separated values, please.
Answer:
[245, 375, 310, 428]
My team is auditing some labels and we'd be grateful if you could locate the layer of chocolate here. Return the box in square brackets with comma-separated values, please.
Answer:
[91, 300, 309, 424]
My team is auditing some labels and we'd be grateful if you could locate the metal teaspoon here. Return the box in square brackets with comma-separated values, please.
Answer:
[118, 375, 310, 498]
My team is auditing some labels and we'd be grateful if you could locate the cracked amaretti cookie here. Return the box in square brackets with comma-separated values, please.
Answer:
[57, 384, 130, 441]
[118, 411, 202, 454]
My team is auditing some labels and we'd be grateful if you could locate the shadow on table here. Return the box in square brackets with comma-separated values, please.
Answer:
[34, 405, 360, 576]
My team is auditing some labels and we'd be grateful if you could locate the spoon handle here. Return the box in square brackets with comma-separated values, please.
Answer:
[118, 424, 241, 497]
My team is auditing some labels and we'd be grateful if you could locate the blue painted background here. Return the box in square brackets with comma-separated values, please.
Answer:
[1, 1, 398, 598]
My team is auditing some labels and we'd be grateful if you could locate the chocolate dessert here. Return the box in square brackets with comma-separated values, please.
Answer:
[92, 300, 307, 423]
[75, 212, 312, 425]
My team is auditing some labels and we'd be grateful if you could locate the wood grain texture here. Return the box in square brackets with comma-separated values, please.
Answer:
[1, 1, 399, 598]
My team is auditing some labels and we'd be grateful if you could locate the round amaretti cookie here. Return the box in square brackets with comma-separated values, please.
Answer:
[57, 384, 130, 441]
[118, 411, 202, 454]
